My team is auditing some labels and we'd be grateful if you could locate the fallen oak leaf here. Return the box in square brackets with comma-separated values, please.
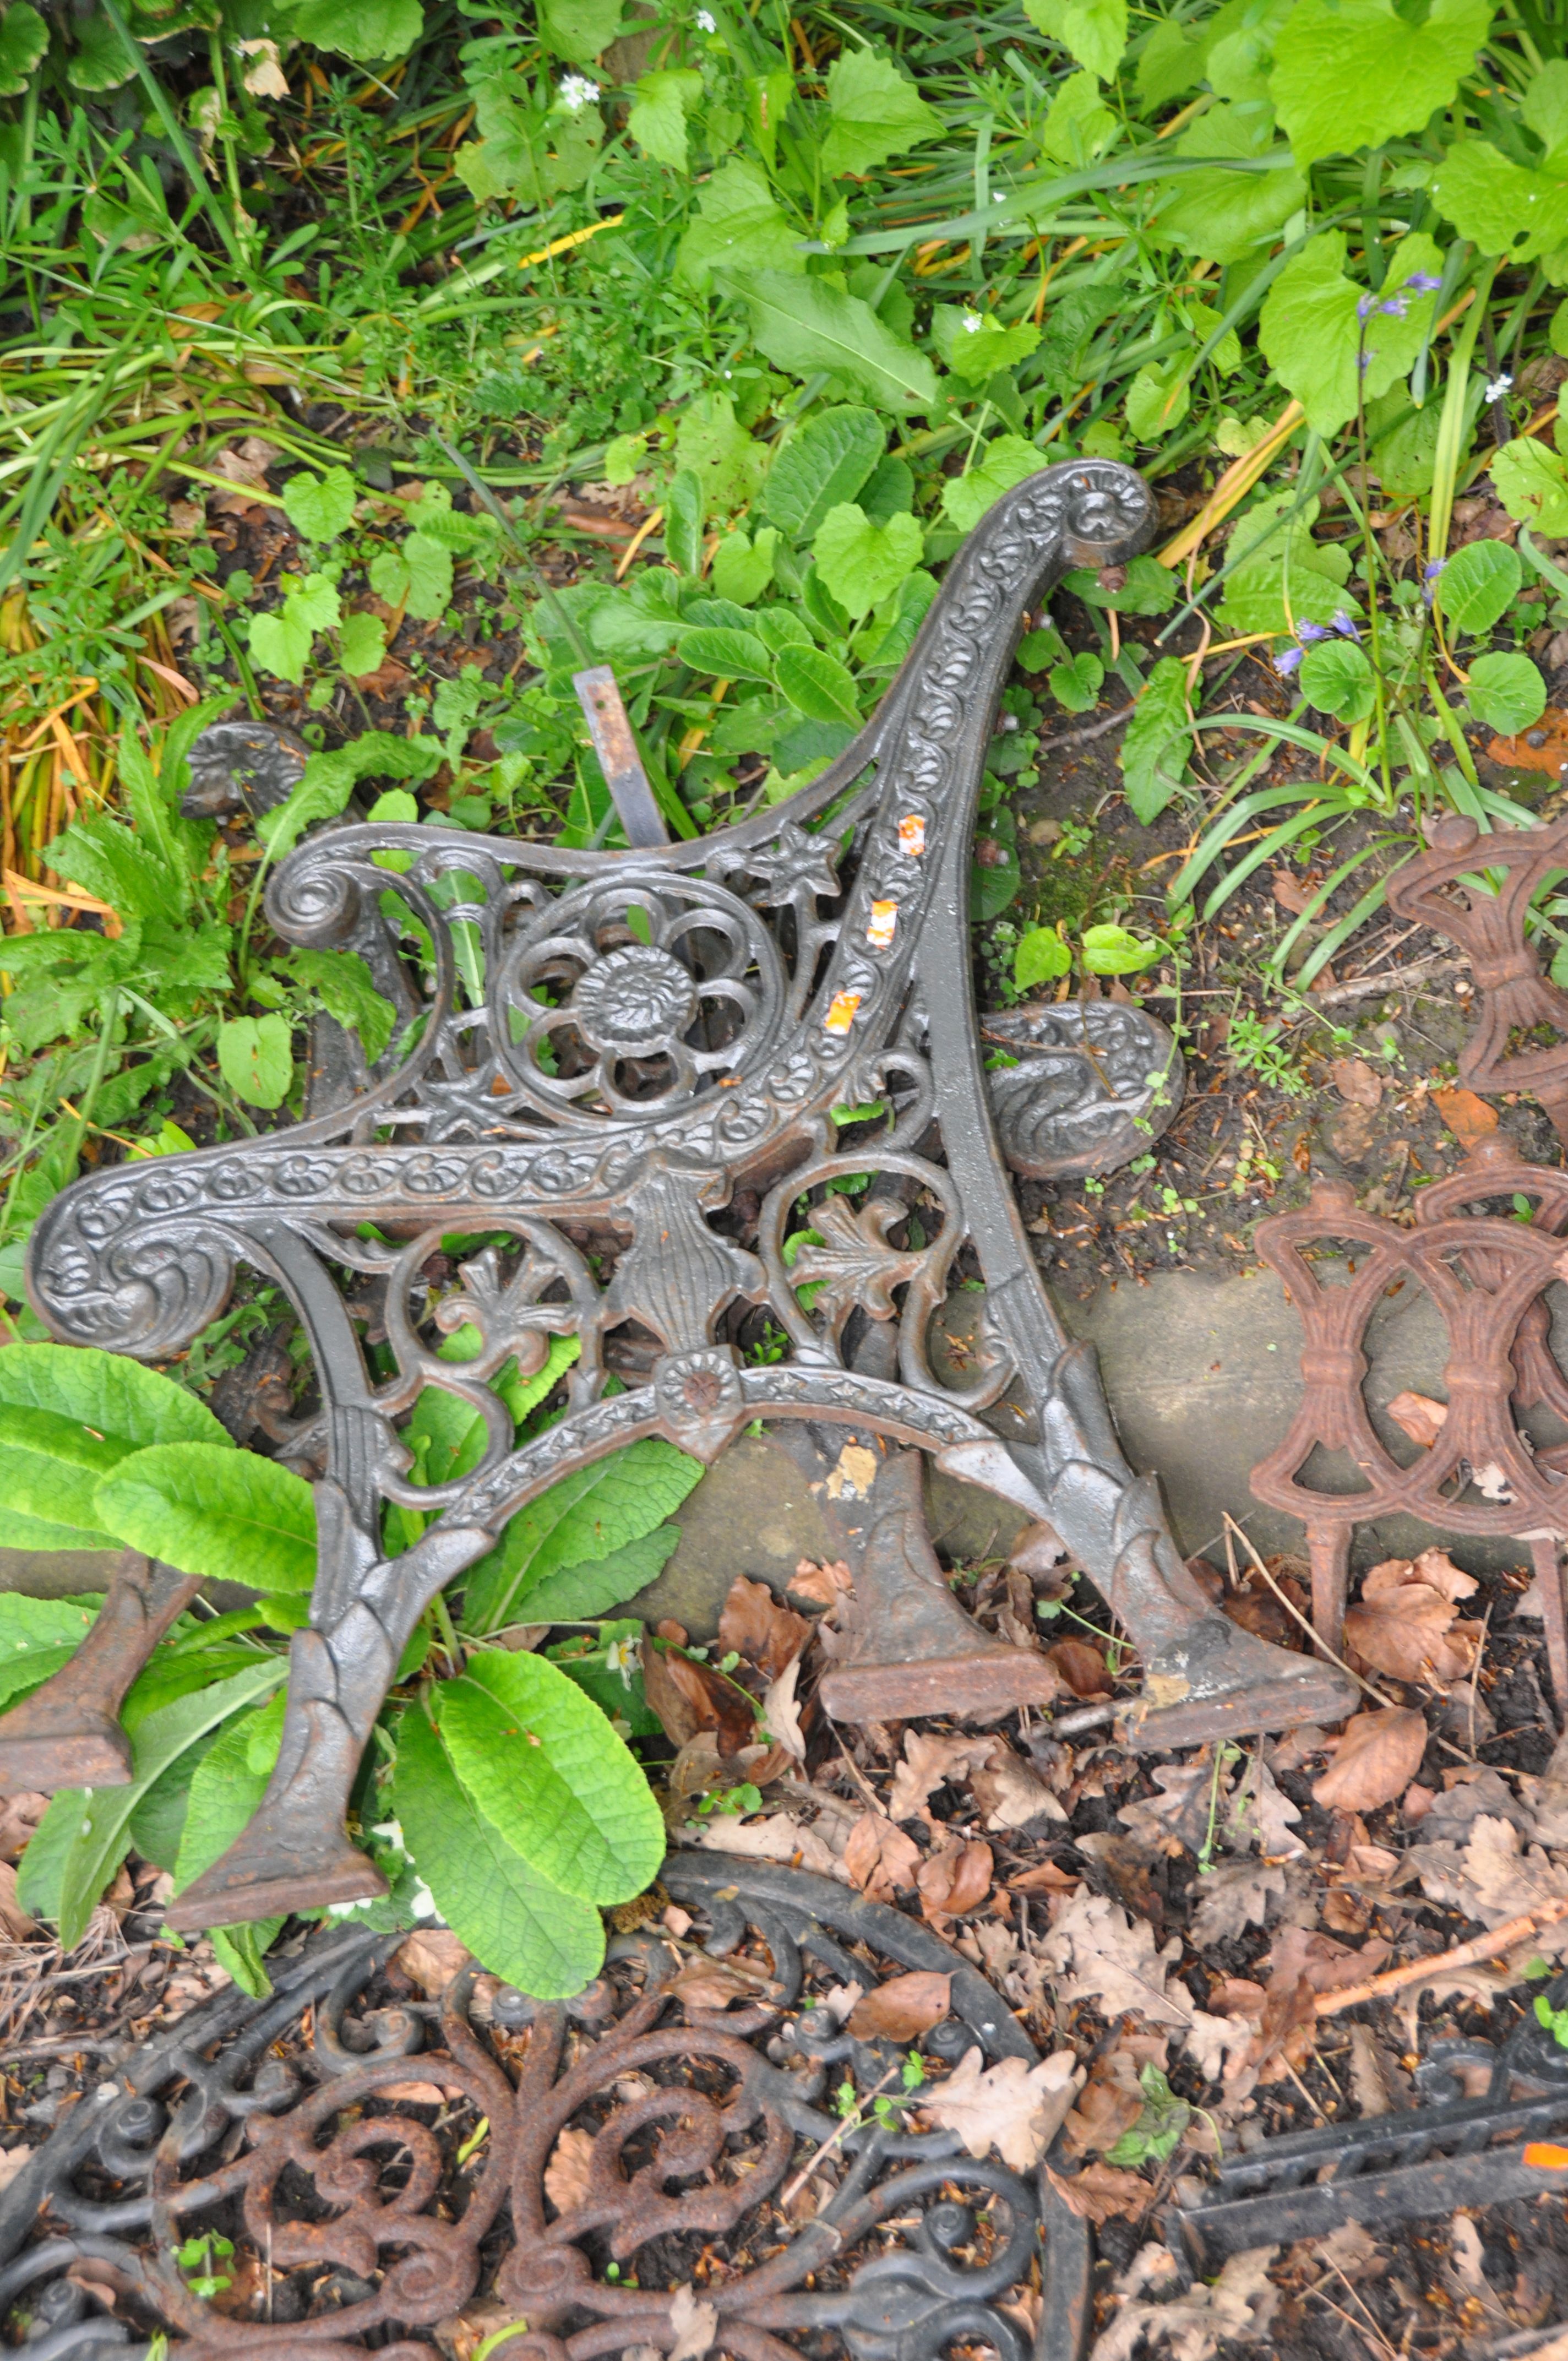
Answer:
[969, 1740, 1069, 1832]
[845, 1970, 952, 2041]
[1312, 1707, 1428, 1814]
[888, 1728, 994, 1824]
[842, 1810, 922, 1901]
[543, 2125, 596, 2215]
[1385, 1391, 1448, 1449]
[919, 2046, 1082, 2172]
[788, 1557, 853, 1608]
[667, 2282, 718, 2361]
[1044, 2159, 1153, 2224]
[1433, 1086, 1499, 1147]
[1331, 1057, 1382, 1108]
[686, 1808, 848, 1883]
[717, 1574, 810, 1679]
[1344, 1576, 1477, 1684]
[1036, 1892, 1188, 2026]
[761, 1653, 807, 1762]
[917, 1837, 993, 1924]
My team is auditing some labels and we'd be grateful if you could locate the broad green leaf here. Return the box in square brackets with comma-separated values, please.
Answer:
[0, 1642, 79, 1714]
[517, 1521, 681, 1622]
[1120, 656, 1190, 824]
[711, 527, 778, 605]
[52, 1658, 285, 1946]
[733, 273, 937, 414]
[405, 531, 455, 621]
[1271, 0, 1494, 168]
[857, 569, 938, 671]
[1152, 100, 1306, 264]
[861, 457, 914, 521]
[248, 607, 313, 685]
[1468, 651, 1548, 735]
[395, 1706, 603, 1996]
[1440, 538, 1522, 635]
[755, 607, 814, 654]
[290, 0, 423, 58]
[461, 1436, 701, 1633]
[1125, 359, 1190, 441]
[0, 1403, 145, 1535]
[1082, 924, 1161, 975]
[282, 466, 357, 543]
[775, 642, 862, 726]
[674, 390, 767, 516]
[820, 48, 940, 176]
[1061, 556, 1177, 614]
[0, 1591, 100, 1658]
[174, 1701, 284, 1994]
[1022, 0, 1126, 80]
[16, 1791, 82, 1921]
[679, 626, 776, 684]
[339, 611, 389, 679]
[628, 67, 703, 168]
[1015, 927, 1072, 989]
[128, 1732, 221, 1873]
[1257, 233, 1363, 437]
[94, 1442, 318, 1593]
[217, 1012, 293, 1109]
[437, 1651, 665, 1902]
[678, 158, 804, 285]
[547, 1620, 662, 1734]
[666, 469, 705, 576]
[812, 504, 923, 617]
[1525, 60, 1568, 171]
[0, 1341, 228, 1449]
[971, 825, 1021, 921]
[1436, 139, 1568, 264]
[940, 435, 1046, 534]
[0, 4, 47, 95]
[1492, 437, 1568, 535]
[945, 313, 1042, 387]
[1038, 68, 1118, 165]
[541, 0, 619, 61]
[1299, 639, 1376, 722]
[1050, 650, 1104, 712]
[761, 407, 885, 538]
[47, 813, 178, 924]
[287, 948, 398, 1062]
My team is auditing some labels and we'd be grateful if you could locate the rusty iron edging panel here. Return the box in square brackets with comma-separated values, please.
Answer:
[7, 460, 1355, 1927]
[573, 663, 670, 849]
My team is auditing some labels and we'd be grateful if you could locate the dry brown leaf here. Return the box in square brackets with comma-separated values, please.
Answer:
[1385, 1393, 1449, 1449]
[687, 1808, 848, 1883]
[667, 2282, 718, 2361]
[762, 1655, 807, 1761]
[917, 1838, 993, 1923]
[969, 1742, 1069, 1832]
[842, 1810, 922, 1900]
[1047, 2161, 1154, 2224]
[642, 1636, 756, 1755]
[395, 1929, 472, 1997]
[717, 1575, 810, 1679]
[666, 1956, 761, 2011]
[1047, 1638, 1110, 1697]
[1344, 2027, 1392, 2120]
[888, 1729, 994, 1823]
[1331, 1057, 1382, 1108]
[1272, 867, 1314, 916]
[845, 1970, 952, 2041]
[1037, 1892, 1187, 2025]
[1344, 1577, 1475, 1683]
[0, 2149, 32, 2196]
[919, 2046, 1081, 2171]
[1063, 2069, 1144, 2156]
[1312, 1707, 1428, 1813]
[1118, 1763, 1213, 1857]
[1188, 1858, 1288, 1947]
[1434, 1086, 1499, 1146]
[0, 1792, 47, 1865]
[1404, 1547, 1479, 1603]
[788, 1557, 853, 1607]
[1089, 2243, 1278, 2361]
[1266, 1923, 1391, 1994]
[0, 1862, 38, 1943]
[1010, 1859, 1081, 1894]
[1182, 2009, 1257, 2084]
[1417, 1811, 1568, 1927]
[1249, 1761, 1307, 1859]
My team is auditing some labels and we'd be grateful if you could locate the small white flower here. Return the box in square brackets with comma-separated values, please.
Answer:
[558, 73, 600, 110]
[411, 1878, 438, 1919]
[605, 1635, 638, 1685]
[695, 9, 717, 29]
[370, 1818, 405, 1850]
[961, 313, 984, 334]
[1484, 372, 1513, 402]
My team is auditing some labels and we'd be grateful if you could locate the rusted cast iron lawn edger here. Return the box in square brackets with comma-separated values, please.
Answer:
[3, 459, 1355, 1929]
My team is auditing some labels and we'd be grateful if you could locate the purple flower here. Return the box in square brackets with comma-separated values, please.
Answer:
[1423, 557, 1445, 607]
[1275, 645, 1303, 677]
[1298, 619, 1332, 641]
[1404, 270, 1441, 293]
[1331, 611, 1360, 639]
[1379, 295, 1409, 317]
[1357, 292, 1378, 322]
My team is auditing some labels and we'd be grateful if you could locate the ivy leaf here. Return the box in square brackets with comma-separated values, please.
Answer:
[1299, 640, 1376, 722]
[819, 48, 940, 176]
[1022, 0, 1126, 81]
[94, 1441, 318, 1593]
[940, 436, 1046, 534]
[435, 1651, 666, 1902]
[1120, 656, 1190, 824]
[1151, 99, 1306, 264]
[1049, 650, 1104, 712]
[281, 466, 357, 544]
[1493, 436, 1568, 533]
[1468, 651, 1547, 734]
[1270, 0, 1493, 167]
[775, 642, 862, 725]
[678, 157, 803, 285]
[732, 273, 937, 414]
[0, 4, 47, 95]
[1015, 927, 1072, 989]
[217, 1011, 294, 1108]
[286, 946, 398, 1062]
[628, 67, 703, 168]
[395, 1706, 604, 1997]
[290, 0, 424, 59]
[1440, 538, 1522, 635]
[460, 1436, 702, 1633]
[338, 611, 389, 679]
[812, 504, 923, 617]
[760, 407, 885, 538]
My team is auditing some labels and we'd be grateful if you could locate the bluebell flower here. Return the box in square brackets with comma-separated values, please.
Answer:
[1422, 557, 1445, 607]
[1357, 292, 1378, 322]
[1379, 295, 1409, 317]
[1297, 619, 1332, 641]
[1404, 271, 1441, 293]
[1331, 611, 1360, 639]
[1275, 645, 1303, 677]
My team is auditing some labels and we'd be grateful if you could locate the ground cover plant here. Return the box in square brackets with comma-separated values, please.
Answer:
[12, 0, 1568, 2339]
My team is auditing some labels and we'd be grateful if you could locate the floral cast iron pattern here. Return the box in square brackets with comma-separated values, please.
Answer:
[0, 1863, 1090, 2361]
[13, 460, 1354, 1928]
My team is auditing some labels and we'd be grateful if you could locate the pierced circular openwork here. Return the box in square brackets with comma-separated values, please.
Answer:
[496, 875, 785, 1122]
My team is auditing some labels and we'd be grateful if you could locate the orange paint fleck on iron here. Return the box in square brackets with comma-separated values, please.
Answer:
[867, 900, 898, 948]
[898, 813, 926, 857]
[824, 991, 862, 1036]
[1525, 2142, 1568, 2168]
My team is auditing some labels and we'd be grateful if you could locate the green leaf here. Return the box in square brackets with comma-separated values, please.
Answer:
[0, 1402, 138, 1536]
[1120, 656, 1190, 824]
[47, 813, 178, 924]
[289, 0, 423, 59]
[1271, 0, 1494, 168]
[1061, 555, 1177, 614]
[461, 1437, 701, 1633]
[404, 531, 455, 622]
[761, 407, 885, 538]
[1125, 359, 1190, 441]
[733, 273, 937, 414]
[812, 504, 923, 617]
[819, 48, 940, 176]
[547, 1620, 662, 1733]
[940, 435, 1046, 534]
[282, 466, 358, 543]
[1492, 437, 1568, 535]
[339, 611, 389, 679]
[1440, 538, 1522, 635]
[0, 1591, 101, 1659]
[52, 1658, 285, 1947]
[1015, 927, 1072, 989]
[775, 643, 862, 726]
[0, 4, 48, 95]
[1038, 67, 1119, 165]
[16, 1792, 81, 1921]
[248, 608, 313, 685]
[945, 313, 1042, 387]
[1299, 639, 1376, 722]
[437, 1651, 665, 1902]
[678, 157, 804, 286]
[0, 1341, 229, 1448]
[1022, 0, 1126, 80]
[1082, 923, 1161, 975]
[1049, 650, 1104, 712]
[1434, 138, 1568, 264]
[173, 1701, 285, 1992]
[674, 390, 767, 517]
[711, 527, 779, 605]
[395, 1706, 603, 1996]
[287, 948, 398, 1062]
[679, 625, 776, 684]
[218, 1012, 293, 1109]
[1257, 233, 1363, 438]
[1468, 651, 1548, 734]
[628, 67, 702, 168]
[94, 1442, 318, 1592]
[1152, 100, 1306, 264]
[541, 0, 619, 61]
[516, 1522, 681, 1622]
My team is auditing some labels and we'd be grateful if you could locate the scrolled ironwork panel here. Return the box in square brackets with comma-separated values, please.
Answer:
[17, 460, 1353, 1923]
